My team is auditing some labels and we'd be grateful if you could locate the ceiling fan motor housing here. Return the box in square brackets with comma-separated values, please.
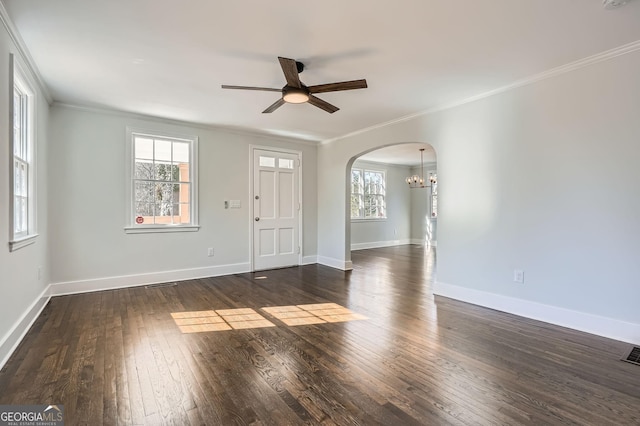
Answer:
[282, 85, 309, 103]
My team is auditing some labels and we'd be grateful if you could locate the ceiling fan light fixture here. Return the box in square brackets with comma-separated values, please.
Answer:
[283, 88, 309, 104]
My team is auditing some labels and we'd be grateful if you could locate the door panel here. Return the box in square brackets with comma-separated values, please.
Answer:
[258, 228, 276, 256]
[259, 169, 276, 219]
[253, 149, 300, 270]
[279, 172, 294, 219]
[279, 228, 295, 254]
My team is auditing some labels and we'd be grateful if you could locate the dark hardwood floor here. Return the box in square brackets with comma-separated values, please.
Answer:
[1, 245, 639, 425]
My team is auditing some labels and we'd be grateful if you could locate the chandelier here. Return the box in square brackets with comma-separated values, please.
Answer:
[406, 148, 436, 189]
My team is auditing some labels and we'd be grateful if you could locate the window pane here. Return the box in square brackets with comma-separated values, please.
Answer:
[13, 90, 23, 158]
[177, 183, 190, 203]
[279, 158, 294, 169]
[134, 160, 154, 180]
[177, 203, 190, 223]
[14, 160, 21, 195]
[155, 183, 175, 205]
[154, 163, 179, 181]
[155, 202, 173, 217]
[135, 181, 154, 204]
[14, 197, 21, 233]
[134, 137, 154, 160]
[154, 139, 172, 163]
[135, 202, 154, 217]
[20, 162, 27, 195]
[350, 194, 362, 218]
[15, 196, 27, 234]
[14, 160, 28, 197]
[376, 195, 386, 218]
[351, 170, 362, 194]
[13, 127, 21, 157]
[260, 156, 275, 167]
[173, 141, 189, 163]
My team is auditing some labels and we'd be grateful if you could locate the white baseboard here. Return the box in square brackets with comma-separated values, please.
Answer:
[317, 256, 353, 271]
[408, 238, 436, 246]
[434, 281, 640, 345]
[351, 239, 413, 251]
[302, 255, 318, 265]
[50, 262, 251, 296]
[0, 285, 51, 370]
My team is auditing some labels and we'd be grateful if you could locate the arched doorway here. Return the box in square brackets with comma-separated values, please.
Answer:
[345, 142, 437, 263]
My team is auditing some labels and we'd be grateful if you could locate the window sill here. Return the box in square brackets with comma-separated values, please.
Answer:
[124, 225, 200, 234]
[351, 218, 387, 223]
[9, 234, 38, 252]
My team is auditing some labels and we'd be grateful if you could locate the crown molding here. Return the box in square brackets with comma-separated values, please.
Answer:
[0, 1, 52, 104]
[322, 39, 640, 145]
[52, 101, 320, 146]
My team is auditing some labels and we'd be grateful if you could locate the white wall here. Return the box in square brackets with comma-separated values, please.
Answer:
[350, 160, 411, 250]
[48, 105, 317, 289]
[317, 49, 640, 341]
[0, 23, 50, 364]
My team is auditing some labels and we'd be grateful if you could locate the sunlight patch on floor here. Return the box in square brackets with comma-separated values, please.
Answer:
[171, 308, 275, 333]
[263, 303, 367, 325]
[172, 304, 366, 333]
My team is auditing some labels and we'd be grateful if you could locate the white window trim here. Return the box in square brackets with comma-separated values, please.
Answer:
[9, 54, 38, 252]
[124, 127, 199, 234]
[351, 167, 387, 221]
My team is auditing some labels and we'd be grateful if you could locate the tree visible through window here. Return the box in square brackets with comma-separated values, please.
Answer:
[351, 168, 386, 219]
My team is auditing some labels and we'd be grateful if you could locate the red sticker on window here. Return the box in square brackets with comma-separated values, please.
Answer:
[135, 216, 144, 224]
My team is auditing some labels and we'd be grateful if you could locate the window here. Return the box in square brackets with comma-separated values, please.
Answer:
[431, 172, 438, 218]
[351, 168, 386, 219]
[125, 129, 198, 233]
[9, 55, 37, 251]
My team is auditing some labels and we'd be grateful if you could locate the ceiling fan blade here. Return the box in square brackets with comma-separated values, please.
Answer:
[308, 79, 368, 94]
[278, 57, 302, 88]
[307, 95, 339, 114]
[221, 85, 281, 92]
[262, 98, 286, 113]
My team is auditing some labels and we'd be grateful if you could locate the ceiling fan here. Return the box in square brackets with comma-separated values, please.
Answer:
[221, 57, 368, 114]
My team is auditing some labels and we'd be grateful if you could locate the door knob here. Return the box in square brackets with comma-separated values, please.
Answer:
[255, 217, 260, 221]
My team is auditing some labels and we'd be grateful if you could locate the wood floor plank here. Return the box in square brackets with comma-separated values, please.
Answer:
[1, 245, 639, 425]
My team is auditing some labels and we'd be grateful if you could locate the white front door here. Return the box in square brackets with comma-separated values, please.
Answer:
[253, 149, 300, 270]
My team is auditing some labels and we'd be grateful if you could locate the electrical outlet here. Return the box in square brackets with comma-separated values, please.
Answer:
[513, 269, 524, 283]
[207, 248, 214, 257]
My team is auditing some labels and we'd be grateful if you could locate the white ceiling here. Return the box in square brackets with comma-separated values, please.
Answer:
[358, 143, 436, 167]
[3, 0, 640, 150]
